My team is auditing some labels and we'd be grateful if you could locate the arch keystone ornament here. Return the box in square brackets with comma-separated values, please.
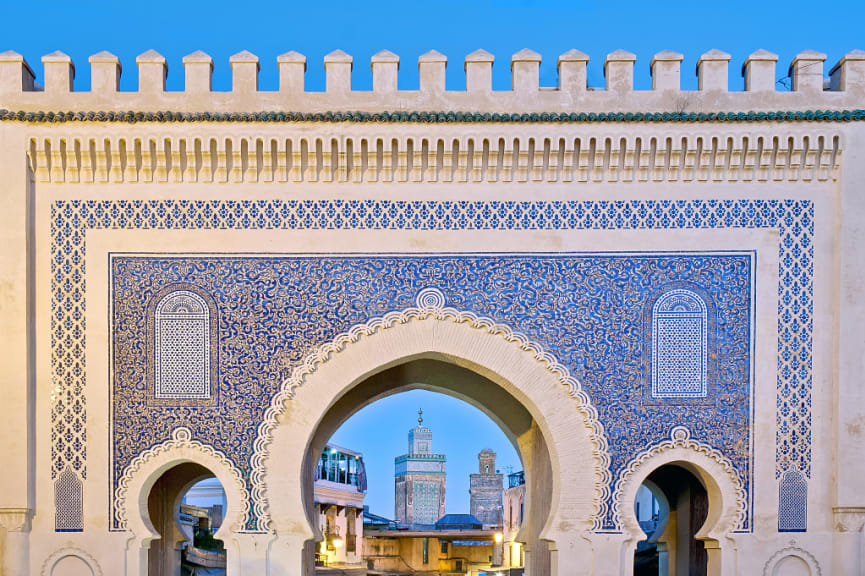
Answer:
[415, 287, 447, 309]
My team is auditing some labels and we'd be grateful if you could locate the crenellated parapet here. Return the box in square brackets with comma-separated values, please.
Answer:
[0, 47, 863, 114]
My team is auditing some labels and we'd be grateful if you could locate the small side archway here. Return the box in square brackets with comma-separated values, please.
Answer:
[617, 427, 746, 576]
[261, 311, 610, 576]
[119, 428, 249, 576]
[763, 547, 822, 576]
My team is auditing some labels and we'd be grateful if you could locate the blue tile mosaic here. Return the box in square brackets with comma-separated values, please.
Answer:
[110, 253, 752, 531]
[48, 198, 813, 534]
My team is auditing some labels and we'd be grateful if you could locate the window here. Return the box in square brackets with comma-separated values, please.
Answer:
[651, 288, 708, 398]
[347, 509, 357, 552]
[779, 470, 807, 532]
[422, 537, 429, 564]
[154, 290, 211, 399]
[55, 467, 83, 531]
[441, 540, 449, 554]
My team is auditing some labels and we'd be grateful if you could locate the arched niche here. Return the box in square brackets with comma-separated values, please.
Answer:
[763, 547, 821, 576]
[41, 548, 102, 576]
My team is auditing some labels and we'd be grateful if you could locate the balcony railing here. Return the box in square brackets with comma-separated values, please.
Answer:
[508, 471, 525, 488]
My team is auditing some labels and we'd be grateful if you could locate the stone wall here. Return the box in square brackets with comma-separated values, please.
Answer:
[470, 473, 504, 526]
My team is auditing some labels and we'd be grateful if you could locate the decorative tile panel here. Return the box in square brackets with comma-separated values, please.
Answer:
[110, 252, 753, 531]
[48, 198, 813, 533]
[154, 290, 211, 400]
[778, 469, 808, 532]
[54, 466, 83, 532]
[651, 289, 709, 398]
[412, 480, 443, 525]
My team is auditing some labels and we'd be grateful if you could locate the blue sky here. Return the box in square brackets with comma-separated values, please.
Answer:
[2, 0, 863, 93]
[330, 389, 520, 518]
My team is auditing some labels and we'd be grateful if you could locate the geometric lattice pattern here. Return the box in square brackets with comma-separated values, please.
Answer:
[412, 480, 443, 525]
[155, 291, 210, 399]
[55, 466, 83, 532]
[778, 469, 808, 532]
[651, 289, 708, 398]
[49, 197, 812, 534]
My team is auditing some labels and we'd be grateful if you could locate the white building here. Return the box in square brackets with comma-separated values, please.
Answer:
[314, 444, 367, 568]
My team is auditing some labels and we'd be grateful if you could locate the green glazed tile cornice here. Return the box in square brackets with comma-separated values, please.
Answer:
[1, 109, 864, 123]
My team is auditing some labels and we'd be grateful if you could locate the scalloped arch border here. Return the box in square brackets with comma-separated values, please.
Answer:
[248, 290, 613, 531]
[763, 545, 822, 576]
[113, 427, 249, 531]
[40, 545, 103, 576]
[611, 426, 747, 532]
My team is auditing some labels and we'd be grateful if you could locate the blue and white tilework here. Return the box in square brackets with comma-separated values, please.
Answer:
[154, 290, 212, 400]
[778, 469, 808, 532]
[651, 289, 709, 399]
[49, 198, 814, 533]
[111, 251, 752, 531]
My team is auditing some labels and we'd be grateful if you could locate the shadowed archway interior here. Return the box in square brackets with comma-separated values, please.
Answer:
[634, 464, 709, 576]
[146, 462, 225, 576]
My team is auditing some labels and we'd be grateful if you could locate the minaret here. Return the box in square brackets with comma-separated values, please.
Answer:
[469, 448, 504, 526]
[394, 408, 447, 525]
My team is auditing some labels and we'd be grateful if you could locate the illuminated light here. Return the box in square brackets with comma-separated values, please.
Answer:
[494, 532, 503, 543]
[333, 537, 344, 548]
[511, 542, 521, 556]
[319, 541, 327, 553]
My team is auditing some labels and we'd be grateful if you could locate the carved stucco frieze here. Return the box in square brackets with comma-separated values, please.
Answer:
[833, 506, 865, 533]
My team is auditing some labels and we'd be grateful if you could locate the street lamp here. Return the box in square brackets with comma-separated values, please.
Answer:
[322, 523, 344, 550]
[492, 532, 504, 567]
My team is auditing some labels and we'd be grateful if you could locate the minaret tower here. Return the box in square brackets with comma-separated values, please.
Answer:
[394, 409, 447, 525]
[469, 448, 504, 526]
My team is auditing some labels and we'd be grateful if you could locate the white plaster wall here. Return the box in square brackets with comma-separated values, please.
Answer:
[0, 112, 856, 575]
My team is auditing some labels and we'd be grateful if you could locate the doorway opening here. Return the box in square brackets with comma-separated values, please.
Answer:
[300, 358, 555, 576]
[633, 464, 709, 576]
[146, 462, 227, 576]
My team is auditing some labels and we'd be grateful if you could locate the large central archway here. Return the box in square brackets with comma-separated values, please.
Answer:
[305, 358, 552, 574]
[261, 310, 609, 576]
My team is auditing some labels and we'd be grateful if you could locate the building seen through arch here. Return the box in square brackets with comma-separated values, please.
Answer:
[470, 449, 504, 527]
[315, 391, 522, 575]
[314, 444, 366, 568]
[394, 409, 447, 526]
[146, 463, 227, 576]
[633, 465, 709, 576]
